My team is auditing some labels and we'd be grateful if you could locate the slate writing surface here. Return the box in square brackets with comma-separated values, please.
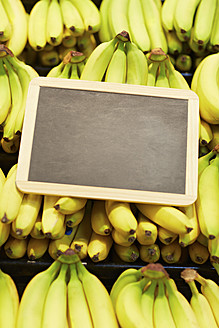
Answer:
[28, 86, 188, 194]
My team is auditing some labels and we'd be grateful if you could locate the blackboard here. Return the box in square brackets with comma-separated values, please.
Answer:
[16, 77, 199, 206]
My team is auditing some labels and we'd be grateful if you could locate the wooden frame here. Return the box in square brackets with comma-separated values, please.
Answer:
[16, 77, 199, 206]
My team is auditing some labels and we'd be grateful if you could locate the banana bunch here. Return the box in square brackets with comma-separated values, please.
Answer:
[161, 0, 219, 54]
[99, 0, 167, 53]
[81, 31, 148, 84]
[191, 53, 219, 125]
[16, 250, 119, 328]
[0, 45, 39, 149]
[28, 0, 100, 52]
[0, 0, 27, 57]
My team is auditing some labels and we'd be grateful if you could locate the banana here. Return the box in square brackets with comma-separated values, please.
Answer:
[136, 203, 193, 235]
[139, 243, 160, 263]
[158, 225, 178, 245]
[173, 0, 201, 42]
[67, 263, 93, 328]
[136, 212, 158, 245]
[197, 146, 218, 177]
[105, 201, 138, 235]
[80, 37, 118, 81]
[47, 61, 65, 77]
[70, 0, 101, 34]
[141, 279, 157, 327]
[146, 61, 159, 86]
[4, 235, 28, 259]
[107, 0, 130, 38]
[110, 267, 143, 310]
[41, 263, 68, 328]
[112, 229, 136, 246]
[182, 277, 218, 328]
[38, 49, 60, 67]
[105, 41, 127, 83]
[28, 0, 50, 51]
[195, 153, 219, 239]
[0, 164, 24, 224]
[160, 239, 182, 264]
[209, 0, 219, 51]
[60, 0, 85, 37]
[91, 200, 112, 235]
[140, 0, 168, 53]
[153, 279, 176, 328]
[69, 62, 79, 79]
[17, 260, 61, 328]
[77, 31, 96, 58]
[195, 53, 219, 124]
[0, 58, 11, 125]
[115, 277, 150, 328]
[188, 240, 209, 264]
[199, 119, 213, 146]
[76, 260, 119, 328]
[191, 54, 206, 93]
[208, 125, 219, 150]
[208, 234, 219, 263]
[65, 206, 85, 227]
[30, 211, 45, 239]
[164, 30, 183, 56]
[54, 196, 87, 215]
[0, 0, 12, 42]
[127, 0, 151, 53]
[1, 0, 27, 56]
[175, 54, 192, 72]
[5, 55, 39, 135]
[42, 195, 66, 239]
[178, 203, 200, 247]
[126, 41, 148, 85]
[182, 269, 219, 326]
[161, 0, 178, 32]
[46, 0, 63, 46]
[62, 27, 77, 48]
[164, 277, 199, 328]
[114, 243, 140, 262]
[98, 0, 112, 42]
[70, 201, 92, 259]
[155, 61, 170, 88]
[12, 193, 42, 238]
[165, 57, 190, 90]
[0, 221, 10, 246]
[48, 225, 78, 260]
[88, 231, 113, 262]
[2, 57, 23, 141]
[197, 231, 208, 247]
[0, 268, 19, 328]
[27, 236, 49, 260]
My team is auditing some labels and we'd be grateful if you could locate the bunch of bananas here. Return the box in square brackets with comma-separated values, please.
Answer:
[0, 0, 27, 57]
[27, 0, 100, 53]
[0, 45, 39, 150]
[98, 0, 167, 53]
[110, 263, 219, 328]
[161, 0, 219, 55]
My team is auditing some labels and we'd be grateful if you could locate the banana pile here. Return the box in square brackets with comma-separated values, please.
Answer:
[0, 0, 27, 57]
[0, 45, 39, 150]
[110, 263, 219, 328]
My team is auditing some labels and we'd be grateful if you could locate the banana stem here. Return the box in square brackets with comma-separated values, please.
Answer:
[187, 279, 199, 296]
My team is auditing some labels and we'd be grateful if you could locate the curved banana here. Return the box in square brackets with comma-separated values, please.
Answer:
[136, 203, 193, 235]
[107, 0, 130, 38]
[67, 263, 93, 328]
[2, 0, 27, 56]
[208, 125, 219, 150]
[80, 37, 118, 81]
[0, 221, 10, 246]
[165, 57, 190, 90]
[28, 0, 50, 51]
[105, 41, 127, 83]
[0, 0, 12, 42]
[139, 243, 160, 263]
[60, 0, 85, 37]
[54, 196, 87, 215]
[153, 279, 176, 328]
[165, 30, 183, 56]
[77, 31, 96, 58]
[41, 263, 68, 328]
[65, 206, 85, 227]
[199, 119, 213, 146]
[70, 0, 101, 34]
[0, 58, 11, 125]
[155, 61, 170, 88]
[188, 240, 209, 264]
[209, 0, 219, 51]
[147, 61, 159, 86]
[46, 0, 63, 46]
[0, 268, 19, 328]
[127, 0, 150, 53]
[30, 212, 45, 239]
[136, 212, 158, 245]
[76, 260, 119, 328]
[114, 243, 140, 263]
[47, 61, 65, 77]
[4, 235, 28, 259]
[98, 0, 112, 42]
[158, 225, 178, 245]
[112, 228, 136, 246]
[208, 234, 219, 263]
[141, 279, 157, 327]
[126, 41, 148, 85]
[87, 231, 113, 262]
[160, 239, 182, 264]
[178, 203, 200, 247]
[91, 200, 112, 235]
[161, 0, 178, 32]
[27, 236, 49, 260]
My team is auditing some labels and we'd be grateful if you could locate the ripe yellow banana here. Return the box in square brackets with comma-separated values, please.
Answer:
[54, 196, 87, 215]
[178, 203, 200, 247]
[59, 0, 85, 37]
[27, 236, 49, 260]
[67, 263, 93, 328]
[112, 228, 136, 246]
[98, 0, 112, 42]
[65, 206, 85, 227]
[91, 200, 112, 235]
[199, 119, 213, 146]
[160, 239, 182, 264]
[0, 221, 10, 246]
[30, 211, 45, 239]
[126, 41, 148, 85]
[0, 58, 11, 125]
[136, 212, 158, 245]
[114, 243, 139, 263]
[46, 0, 63, 46]
[158, 225, 178, 245]
[4, 235, 28, 259]
[188, 240, 209, 264]
[161, 0, 178, 32]
[141, 279, 157, 328]
[76, 260, 119, 328]
[139, 243, 160, 263]
[105, 41, 127, 83]
[0, 0, 12, 42]
[209, 0, 219, 51]
[0, 268, 19, 328]
[16, 260, 61, 328]
[208, 234, 219, 263]
[88, 231, 113, 262]
[107, 0, 130, 38]
[197, 231, 208, 247]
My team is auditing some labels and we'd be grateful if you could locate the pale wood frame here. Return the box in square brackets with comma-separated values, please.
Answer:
[16, 77, 199, 206]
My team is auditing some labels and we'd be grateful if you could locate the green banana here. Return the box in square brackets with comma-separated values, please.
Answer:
[126, 41, 148, 85]
[105, 41, 127, 83]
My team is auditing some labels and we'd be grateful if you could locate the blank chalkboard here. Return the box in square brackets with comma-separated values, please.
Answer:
[16, 77, 199, 205]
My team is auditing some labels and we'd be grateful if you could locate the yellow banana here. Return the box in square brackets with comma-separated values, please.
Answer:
[54, 196, 87, 215]
[158, 225, 178, 245]
[146, 61, 159, 86]
[136, 212, 158, 245]
[88, 231, 113, 262]
[165, 57, 190, 90]
[114, 243, 140, 263]
[0, 221, 10, 246]
[160, 239, 182, 264]
[209, 0, 219, 51]
[141, 280, 157, 328]
[208, 234, 219, 263]
[105, 41, 127, 83]
[112, 228, 136, 246]
[27, 236, 49, 260]
[208, 125, 219, 150]
[4, 235, 28, 259]
[47, 61, 65, 77]
[126, 41, 148, 85]
[77, 31, 96, 58]
[199, 119, 213, 146]
[178, 203, 200, 247]
[161, 0, 178, 32]
[91, 200, 112, 235]
[139, 243, 160, 263]
[46, 0, 63, 46]
[30, 211, 45, 239]
[107, 0, 130, 38]
[59, 0, 84, 37]
[0, 0, 12, 42]
[65, 206, 85, 227]
[197, 231, 208, 247]
[164, 30, 183, 56]
[188, 240, 209, 264]
[0, 58, 11, 125]
[98, 0, 112, 42]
